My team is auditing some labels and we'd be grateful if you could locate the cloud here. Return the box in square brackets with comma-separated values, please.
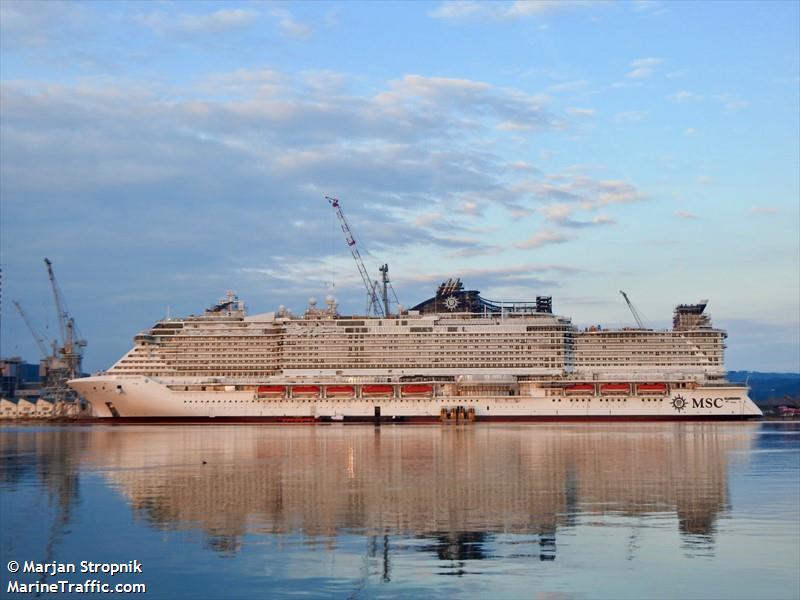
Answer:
[430, 0, 606, 23]
[713, 93, 750, 112]
[684, 128, 697, 136]
[513, 230, 570, 249]
[270, 8, 312, 39]
[749, 206, 779, 215]
[539, 203, 617, 227]
[458, 201, 483, 216]
[613, 110, 647, 123]
[673, 210, 700, 220]
[135, 9, 258, 36]
[668, 90, 703, 103]
[626, 57, 663, 79]
[566, 107, 596, 118]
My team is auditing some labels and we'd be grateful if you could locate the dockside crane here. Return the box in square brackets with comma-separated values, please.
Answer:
[326, 196, 386, 317]
[619, 290, 646, 329]
[43, 258, 86, 395]
[12, 300, 50, 358]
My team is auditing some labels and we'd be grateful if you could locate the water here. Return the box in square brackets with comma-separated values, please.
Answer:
[1, 422, 798, 599]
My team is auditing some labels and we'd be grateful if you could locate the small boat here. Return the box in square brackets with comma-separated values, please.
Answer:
[326, 385, 355, 397]
[256, 385, 284, 397]
[401, 384, 434, 396]
[292, 385, 321, 397]
[600, 383, 630, 394]
[565, 384, 595, 395]
[362, 384, 394, 397]
[637, 383, 667, 394]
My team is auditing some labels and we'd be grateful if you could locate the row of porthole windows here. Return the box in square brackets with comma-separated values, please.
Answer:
[551, 398, 666, 403]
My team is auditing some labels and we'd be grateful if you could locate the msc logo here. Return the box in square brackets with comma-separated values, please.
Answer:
[671, 396, 687, 412]
[671, 395, 725, 412]
[693, 397, 724, 409]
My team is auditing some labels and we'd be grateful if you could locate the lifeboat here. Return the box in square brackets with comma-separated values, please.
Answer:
[637, 383, 667, 394]
[325, 385, 355, 397]
[256, 385, 284, 397]
[401, 384, 434, 397]
[600, 383, 630, 394]
[361, 384, 395, 397]
[565, 384, 595, 395]
[292, 385, 321, 397]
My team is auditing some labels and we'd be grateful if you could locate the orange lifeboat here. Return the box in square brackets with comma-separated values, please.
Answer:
[600, 383, 630, 394]
[362, 384, 394, 397]
[326, 385, 355, 397]
[292, 385, 321, 397]
[257, 385, 284, 397]
[401, 384, 434, 397]
[565, 384, 595, 395]
[637, 383, 667, 394]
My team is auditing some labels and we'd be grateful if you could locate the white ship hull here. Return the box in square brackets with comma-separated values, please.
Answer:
[70, 375, 761, 422]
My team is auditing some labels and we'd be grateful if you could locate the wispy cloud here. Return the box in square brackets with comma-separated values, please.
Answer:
[668, 90, 703, 103]
[566, 107, 596, 118]
[749, 206, 779, 215]
[513, 230, 570, 249]
[626, 57, 663, 79]
[270, 8, 312, 39]
[430, 0, 606, 23]
[713, 93, 750, 112]
[136, 9, 258, 36]
[673, 210, 700, 220]
[613, 110, 647, 123]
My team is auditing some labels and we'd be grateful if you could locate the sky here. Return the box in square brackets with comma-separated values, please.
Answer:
[1, 0, 798, 373]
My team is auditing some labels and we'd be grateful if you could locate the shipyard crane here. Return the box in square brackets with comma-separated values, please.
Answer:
[12, 300, 50, 358]
[44, 258, 86, 382]
[619, 290, 646, 329]
[326, 196, 385, 317]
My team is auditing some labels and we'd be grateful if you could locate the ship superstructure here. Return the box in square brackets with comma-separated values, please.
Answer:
[69, 283, 761, 421]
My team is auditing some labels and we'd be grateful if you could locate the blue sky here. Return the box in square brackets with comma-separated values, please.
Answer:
[1, 0, 798, 372]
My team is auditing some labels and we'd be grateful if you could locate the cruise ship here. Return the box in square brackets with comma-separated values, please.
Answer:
[68, 279, 761, 421]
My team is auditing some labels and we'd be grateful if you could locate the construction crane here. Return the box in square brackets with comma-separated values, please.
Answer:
[619, 290, 646, 329]
[44, 258, 86, 386]
[326, 196, 385, 317]
[12, 300, 50, 358]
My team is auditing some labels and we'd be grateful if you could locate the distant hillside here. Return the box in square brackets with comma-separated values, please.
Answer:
[727, 371, 800, 407]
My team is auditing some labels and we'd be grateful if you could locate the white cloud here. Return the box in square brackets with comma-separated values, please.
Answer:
[566, 107, 596, 118]
[713, 93, 750, 112]
[684, 128, 697, 136]
[749, 206, 779, 215]
[513, 230, 570, 249]
[626, 57, 663, 79]
[459, 201, 483, 216]
[673, 210, 700, 220]
[270, 8, 312, 39]
[613, 110, 647, 123]
[136, 9, 257, 36]
[430, 0, 607, 23]
[180, 9, 257, 34]
[668, 90, 703, 103]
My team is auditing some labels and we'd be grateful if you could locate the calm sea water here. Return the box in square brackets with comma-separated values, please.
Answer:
[1, 422, 798, 599]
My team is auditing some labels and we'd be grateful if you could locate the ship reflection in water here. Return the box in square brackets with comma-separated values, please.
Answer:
[2, 423, 798, 599]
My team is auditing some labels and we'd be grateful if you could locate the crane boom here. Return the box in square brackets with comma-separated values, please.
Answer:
[44, 258, 69, 346]
[326, 196, 384, 317]
[619, 290, 646, 329]
[12, 300, 49, 358]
